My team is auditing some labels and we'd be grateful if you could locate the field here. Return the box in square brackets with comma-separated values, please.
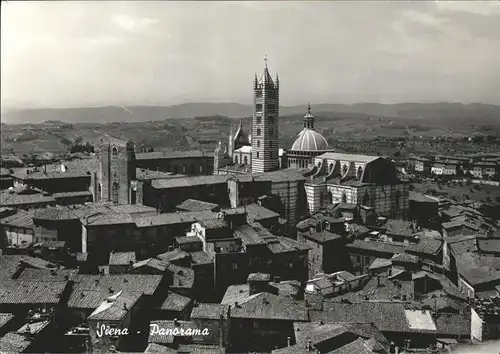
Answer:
[411, 180, 500, 205]
[2, 111, 500, 158]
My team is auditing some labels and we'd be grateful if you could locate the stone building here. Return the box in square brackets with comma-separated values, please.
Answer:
[287, 104, 335, 169]
[98, 135, 137, 205]
[304, 153, 410, 218]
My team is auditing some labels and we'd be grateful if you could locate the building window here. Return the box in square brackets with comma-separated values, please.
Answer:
[235, 156, 239, 164]
[199, 165, 204, 173]
[396, 190, 401, 209]
[257, 128, 261, 136]
[232, 263, 238, 270]
[257, 140, 260, 148]
[244, 156, 248, 165]
[268, 104, 275, 112]
[190, 164, 195, 174]
[356, 256, 361, 263]
[342, 164, 348, 175]
[182, 165, 187, 174]
[269, 141, 273, 148]
[363, 191, 369, 206]
[269, 128, 274, 136]
[342, 193, 347, 203]
[256, 116, 262, 124]
[289, 263, 293, 269]
[173, 165, 179, 174]
[256, 90, 263, 98]
[329, 192, 333, 204]
[112, 147, 118, 156]
[256, 104, 263, 112]
[269, 116, 274, 125]
[357, 166, 363, 180]
[257, 152, 260, 159]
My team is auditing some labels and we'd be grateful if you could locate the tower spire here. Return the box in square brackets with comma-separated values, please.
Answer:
[264, 55, 268, 69]
[308, 102, 311, 114]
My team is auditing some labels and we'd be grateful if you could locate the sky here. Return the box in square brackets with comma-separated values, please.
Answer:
[1, 1, 500, 108]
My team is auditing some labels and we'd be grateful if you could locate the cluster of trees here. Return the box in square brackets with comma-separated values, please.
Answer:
[68, 137, 95, 154]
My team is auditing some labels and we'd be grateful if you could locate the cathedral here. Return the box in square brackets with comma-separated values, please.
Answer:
[214, 59, 409, 219]
[92, 59, 409, 221]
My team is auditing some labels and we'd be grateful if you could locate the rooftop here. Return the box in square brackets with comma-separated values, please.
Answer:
[230, 293, 308, 321]
[160, 292, 192, 312]
[0, 314, 14, 331]
[132, 257, 170, 272]
[176, 199, 219, 212]
[191, 303, 229, 320]
[317, 152, 380, 163]
[72, 274, 163, 295]
[346, 240, 407, 255]
[303, 231, 342, 244]
[0, 210, 35, 228]
[152, 175, 229, 189]
[88, 291, 142, 321]
[477, 238, 500, 254]
[0, 189, 55, 207]
[136, 168, 175, 181]
[135, 210, 215, 228]
[109, 252, 136, 266]
[0, 280, 68, 304]
[456, 253, 500, 286]
[0, 332, 32, 352]
[136, 150, 212, 160]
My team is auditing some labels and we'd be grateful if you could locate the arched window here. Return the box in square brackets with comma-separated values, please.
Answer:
[112, 147, 118, 156]
[342, 164, 348, 175]
[182, 165, 187, 173]
[235, 156, 239, 164]
[173, 165, 179, 174]
[199, 164, 204, 173]
[395, 190, 401, 209]
[363, 191, 369, 206]
[244, 156, 248, 165]
[357, 166, 363, 180]
[342, 193, 347, 203]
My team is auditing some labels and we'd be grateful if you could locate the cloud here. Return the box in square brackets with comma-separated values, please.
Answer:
[403, 10, 447, 29]
[110, 13, 158, 32]
[435, 1, 500, 16]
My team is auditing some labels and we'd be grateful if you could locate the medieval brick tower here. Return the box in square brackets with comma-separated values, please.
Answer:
[99, 135, 137, 204]
[252, 58, 280, 173]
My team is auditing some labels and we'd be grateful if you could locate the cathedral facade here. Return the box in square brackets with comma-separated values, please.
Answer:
[213, 59, 409, 219]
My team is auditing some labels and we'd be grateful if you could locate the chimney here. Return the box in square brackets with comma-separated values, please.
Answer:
[389, 342, 396, 353]
[307, 340, 312, 351]
[287, 336, 291, 347]
[123, 303, 128, 311]
[234, 301, 239, 308]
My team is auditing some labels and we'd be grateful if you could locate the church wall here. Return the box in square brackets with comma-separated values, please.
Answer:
[304, 183, 327, 213]
[135, 157, 213, 176]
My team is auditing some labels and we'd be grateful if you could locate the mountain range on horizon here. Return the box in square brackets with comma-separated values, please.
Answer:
[1, 102, 500, 125]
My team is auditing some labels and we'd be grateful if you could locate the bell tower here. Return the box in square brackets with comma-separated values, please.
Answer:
[252, 57, 280, 173]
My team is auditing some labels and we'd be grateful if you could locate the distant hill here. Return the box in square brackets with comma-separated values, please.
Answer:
[1, 102, 499, 124]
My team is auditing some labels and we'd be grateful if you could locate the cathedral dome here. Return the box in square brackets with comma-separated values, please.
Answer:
[290, 129, 329, 151]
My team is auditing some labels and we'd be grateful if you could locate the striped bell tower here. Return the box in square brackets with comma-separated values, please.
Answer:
[252, 57, 280, 173]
